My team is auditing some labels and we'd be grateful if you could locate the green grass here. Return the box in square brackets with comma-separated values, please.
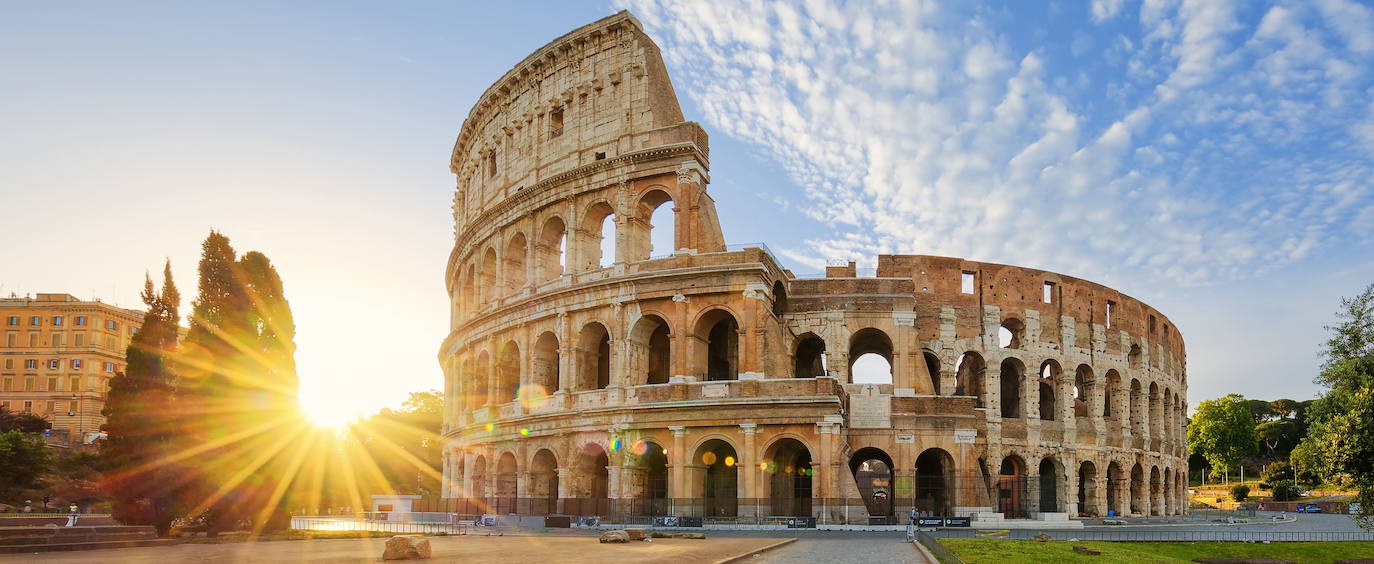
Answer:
[940, 539, 1374, 564]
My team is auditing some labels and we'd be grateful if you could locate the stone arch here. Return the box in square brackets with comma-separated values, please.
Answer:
[794, 332, 827, 378]
[470, 454, 488, 500]
[849, 328, 894, 385]
[472, 350, 491, 410]
[915, 448, 956, 517]
[1074, 364, 1093, 417]
[529, 449, 558, 515]
[532, 331, 560, 395]
[480, 246, 498, 305]
[496, 340, 521, 405]
[998, 455, 1028, 519]
[569, 442, 610, 516]
[1149, 465, 1162, 516]
[1039, 359, 1060, 421]
[1128, 343, 1143, 369]
[1038, 457, 1064, 513]
[1130, 379, 1144, 434]
[1104, 369, 1121, 417]
[692, 438, 739, 517]
[771, 281, 788, 316]
[505, 231, 527, 295]
[955, 352, 986, 407]
[536, 215, 567, 282]
[1130, 462, 1145, 516]
[635, 188, 676, 260]
[629, 314, 672, 385]
[624, 439, 669, 515]
[1149, 381, 1162, 438]
[849, 447, 895, 519]
[1000, 357, 1025, 418]
[461, 264, 477, 316]
[999, 317, 1026, 349]
[495, 451, 519, 514]
[579, 200, 616, 270]
[923, 351, 941, 395]
[1106, 460, 1124, 516]
[575, 322, 612, 391]
[693, 308, 739, 381]
[1078, 460, 1100, 517]
[762, 437, 813, 517]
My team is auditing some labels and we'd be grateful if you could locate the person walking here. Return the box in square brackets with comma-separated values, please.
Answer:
[65, 503, 78, 527]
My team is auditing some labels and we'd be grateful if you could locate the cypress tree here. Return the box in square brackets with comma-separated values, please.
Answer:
[102, 261, 182, 536]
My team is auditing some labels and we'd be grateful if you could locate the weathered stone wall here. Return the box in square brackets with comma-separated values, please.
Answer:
[439, 11, 1189, 523]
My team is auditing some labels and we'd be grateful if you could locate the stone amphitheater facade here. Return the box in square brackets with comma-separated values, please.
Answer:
[439, 11, 1188, 523]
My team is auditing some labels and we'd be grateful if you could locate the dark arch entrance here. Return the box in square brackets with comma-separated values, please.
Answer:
[626, 440, 669, 516]
[569, 443, 609, 517]
[1078, 461, 1098, 517]
[530, 449, 558, 515]
[794, 333, 826, 378]
[1038, 458, 1060, 513]
[849, 447, 895, 521]
[694, 439, 739, 517]
[998, 456, 1027, 519]
[915, 448, 955, 517]
[763, 438, 812, 517]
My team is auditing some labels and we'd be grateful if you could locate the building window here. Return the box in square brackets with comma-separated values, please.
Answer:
[29, 333, 38, 347]
[3, 359, 10, 369]
[50, 333, 64, 347]
[30, 316, 40, 327]
[103, 362, 115, 373]
[46, 400, 55, 413]
[1, 376, 10, 391]
[47, 359, 60, 370]
[549, 107, 564, 138]
[24, 377, 35, 392]
[6, 316, 16, 326]
[106, 320, 118, 331]
[25, 359, 37, 370]
[22, 401, 32, 413]
[73, 333, 83, 347]
[69, 376, 80, 393]
[46, 377, 57, 391]
[71, 359, 82, 370]
[1106, 301, 1115, 329]
[75, 316, 86, 327]
[4, 333, 13, 348]
[961, 272, 975, 294]
[53, 315, 63, 327]
[1043, 282, 1055, 303]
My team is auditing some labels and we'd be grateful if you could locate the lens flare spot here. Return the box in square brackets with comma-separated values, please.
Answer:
[517, 384, 549, 410]
[630, 440, 649, 456]
[701, 451, 717, 465]
[519, 428, 531, 436]
[484, 423, 494, 432]
[724, 455, 735, 467]
[611, 439, 622, 451]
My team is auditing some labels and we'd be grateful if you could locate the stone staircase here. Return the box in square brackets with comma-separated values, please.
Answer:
[0, 525, 177, 553]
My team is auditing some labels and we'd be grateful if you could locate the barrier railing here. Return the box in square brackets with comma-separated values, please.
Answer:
[930, 529, 1374, 542]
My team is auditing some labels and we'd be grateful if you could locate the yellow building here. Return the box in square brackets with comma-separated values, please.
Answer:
[0, 293, 143, 444]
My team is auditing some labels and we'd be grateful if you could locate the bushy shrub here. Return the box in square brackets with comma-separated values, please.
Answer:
[1270, 480, 1300, 502]
[1259, 461, 1294, 489]
[1230, 484, 1251, 502]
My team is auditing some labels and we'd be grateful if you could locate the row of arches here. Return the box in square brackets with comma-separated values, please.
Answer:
[455, 189, 678, 316]
[997, 316, 1185, 384]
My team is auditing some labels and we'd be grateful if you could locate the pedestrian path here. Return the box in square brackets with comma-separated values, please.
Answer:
[756, 536, 929, 563]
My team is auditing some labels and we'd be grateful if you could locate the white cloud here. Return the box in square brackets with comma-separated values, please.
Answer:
[621, 0, 1374, 291]
[1092, 0, 1127, 22]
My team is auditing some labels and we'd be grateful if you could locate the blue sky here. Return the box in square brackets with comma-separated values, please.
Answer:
[2, 1, 1371, 421]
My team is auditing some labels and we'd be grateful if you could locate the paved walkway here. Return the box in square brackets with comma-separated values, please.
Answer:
[756, 536, 928, 563]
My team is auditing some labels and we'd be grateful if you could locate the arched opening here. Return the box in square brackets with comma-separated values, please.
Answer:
[1162, 467, 1173, 516]
[1038, 458, 1060, 513]
[1106, 461, 1123, 516]
[630, 315, 672, 385]
[955, 352, 986, 407]
[1129, 379, 1143, 433]
[924, 352, 941, 395]
[999, 318, 1025, 349]
[1074, 365, 1093, 418]
[496, 341, 520, 404]
[849, 328, 894, 385]
[495, 452, 519, 514]
[1149, 466, 1162, 516]
[530, 449, 558, 515]
[771, 281, 788, 316]
[577, 322, 611, 390]
[1078, 461, 1099, 517]
[532, 332, 560, 396]
[625, 440, 669, 516]
[569, 443, 610, 517]
[638, 189, 676, 260]
[470, 455, 488, 501]
[794, 333, 827, 378]
[998, 456, 1027, 519]
[1130, 463, 1145, 516]
[537, 216, 567, 282]
[694, 439, 739, 517]
[695, 309, 739, 381]
[461, 265, 476, 317]
[1128, 343, 1142, 369]
[849, 447, 895, 520]
[579, 202, 616, 270]
[472, 352, 490, 410]
[763, 438, 813, 517]
[505, 232, 527, 295]
[915, 448, 955, 517]
[1104, 370, 1121, 417]
[1000, 358, 1024, 418]
[480, 247, 498, 305]
[1039, 360, 1059, 421]
[1149, 382, 1161, 438]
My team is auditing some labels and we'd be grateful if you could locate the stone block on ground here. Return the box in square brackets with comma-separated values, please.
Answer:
[672, 532, 706, 539]
[623, 528, 646, 541]
[598, 530, 629, 543]
[382, 535, 432, 560]
[1072, 545, 1101, 556]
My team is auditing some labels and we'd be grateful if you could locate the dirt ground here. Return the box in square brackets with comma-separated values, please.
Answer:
[0, 534, 789, 563]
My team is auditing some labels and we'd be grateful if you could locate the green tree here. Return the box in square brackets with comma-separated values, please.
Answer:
[1256, 419, 1301, 456]
[1188, 394, 1259, 480]
[0, 430, 51, 501]
[0, 407, 48, 433]
[1246, 399, 1274, 423]
[101, 262, 183, 536]
[349, 391, 444, 497]
[1230, 484, 1250, 502]
[1290, 438, 1322, 486]
[1314, 387, 1374, 528]
[1269, 399, 1300, 420]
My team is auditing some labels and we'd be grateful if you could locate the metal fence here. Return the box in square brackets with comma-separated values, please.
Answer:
[916, 531, 966, 564]
[290, 516, 457, 535]
[930, 529, 1374, 542]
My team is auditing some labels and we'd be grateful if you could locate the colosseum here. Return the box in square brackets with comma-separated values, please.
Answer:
[439, 11, 1188, 525]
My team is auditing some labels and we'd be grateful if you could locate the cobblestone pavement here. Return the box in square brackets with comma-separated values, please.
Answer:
[754, 535, 927, 563]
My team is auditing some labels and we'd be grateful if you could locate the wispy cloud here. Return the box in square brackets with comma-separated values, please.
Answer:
[623, 0, 1374, 288]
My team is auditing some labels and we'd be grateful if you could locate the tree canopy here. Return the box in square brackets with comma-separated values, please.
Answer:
[1188, 393, 1259, 479]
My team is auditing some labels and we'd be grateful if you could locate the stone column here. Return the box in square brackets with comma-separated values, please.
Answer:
[739, 423, 758, 519]
[668, 426, 687, 501]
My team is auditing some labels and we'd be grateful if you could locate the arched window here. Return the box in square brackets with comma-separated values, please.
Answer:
[771, 281, 788, 316]
[695, 309, 739, 381]
[497, 340, 520, 404]
[630, 315, 671, 385]
[532, 331, 560, 395]
[849, 328, 894, 385]
[579, 202, 616, 270]
[537, 216, 567, 282]
[505, 233, 527, 295]
[1000, 318, 1025, 349]
[794, 333, 826, 378]
[637, 189, 675, 260]
[1074, 365, 1092, 418]
[577, 323, 611, 390]
[924, 352, 941, 395]
[480, 247, 498, 305]
[955, 352, 986, 407]
[472, 351, 490, 410]
[1103, 370, 1121, 417]
[1000, 358, 1024, 418]
[1039, 360, 1060, 421]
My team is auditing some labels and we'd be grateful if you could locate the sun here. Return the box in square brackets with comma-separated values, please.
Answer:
[299, 395, 360, 429]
